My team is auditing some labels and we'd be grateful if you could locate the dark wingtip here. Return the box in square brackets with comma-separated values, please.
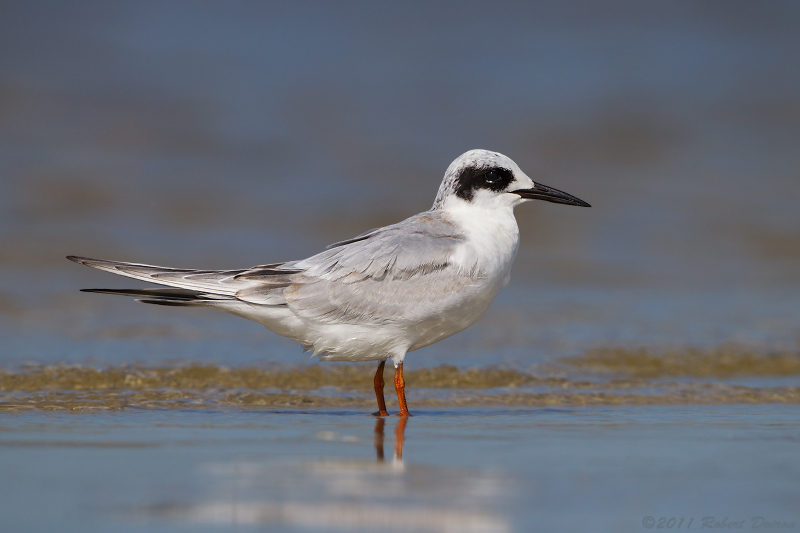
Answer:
[80, 289, 118, 294]
[67, 255, 95, 264]
[136, 298, 195, 307]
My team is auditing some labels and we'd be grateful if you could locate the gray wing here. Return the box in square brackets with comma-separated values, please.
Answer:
[283, 211, 476, 325]
[69, 211, 474, 318]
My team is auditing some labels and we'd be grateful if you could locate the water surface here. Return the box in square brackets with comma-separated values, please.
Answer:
[2, 407, 798, 532]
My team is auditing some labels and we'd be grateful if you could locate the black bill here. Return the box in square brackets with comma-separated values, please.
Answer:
[512, 182, 591, 207]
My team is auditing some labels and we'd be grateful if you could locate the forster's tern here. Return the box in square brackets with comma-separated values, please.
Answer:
[68, 149, 590, 416]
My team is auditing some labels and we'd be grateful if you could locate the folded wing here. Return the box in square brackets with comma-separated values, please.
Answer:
[284, 212, 475, 325]
[68, 211, 473, 321]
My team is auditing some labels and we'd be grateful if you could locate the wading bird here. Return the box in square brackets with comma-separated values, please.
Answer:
[69, 149, 590, 416]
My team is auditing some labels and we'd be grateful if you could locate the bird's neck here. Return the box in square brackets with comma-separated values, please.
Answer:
[439, 198, 520, 275]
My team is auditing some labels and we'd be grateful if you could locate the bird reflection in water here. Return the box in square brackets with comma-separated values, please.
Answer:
[373, 416, 407, 463]
[137, 416, 509, 532]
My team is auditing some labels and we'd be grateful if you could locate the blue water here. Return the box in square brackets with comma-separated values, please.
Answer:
[1, 406, 798, 533]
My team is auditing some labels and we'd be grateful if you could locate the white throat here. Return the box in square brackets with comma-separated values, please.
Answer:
[439, 194, 520, 281]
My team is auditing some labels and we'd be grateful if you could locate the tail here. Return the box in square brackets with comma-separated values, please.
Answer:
[67, 255, 301, 306]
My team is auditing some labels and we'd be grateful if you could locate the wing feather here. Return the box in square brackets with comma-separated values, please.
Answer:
[67, 255, 296, 305]
[285, 211, 474, 325]
[68, 210, 473, 320]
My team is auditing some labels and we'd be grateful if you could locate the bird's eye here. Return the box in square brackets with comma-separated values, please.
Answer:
[484, 170, 499, 183]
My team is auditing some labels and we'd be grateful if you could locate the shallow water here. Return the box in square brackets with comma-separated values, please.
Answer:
[1, 2, 800, 532]
[2, 406, 799, 533]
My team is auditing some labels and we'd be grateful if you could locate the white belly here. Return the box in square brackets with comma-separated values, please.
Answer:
[308, 274, 506, 362]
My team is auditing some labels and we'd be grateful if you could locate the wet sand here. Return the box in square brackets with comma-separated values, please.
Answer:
[3, 354, 798, 532]
[3, 360, 800, 412]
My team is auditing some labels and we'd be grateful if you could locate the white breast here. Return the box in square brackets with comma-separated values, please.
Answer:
[399, 198, 520, 352]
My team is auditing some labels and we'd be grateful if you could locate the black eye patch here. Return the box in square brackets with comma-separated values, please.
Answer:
[454, 166, 515, 201]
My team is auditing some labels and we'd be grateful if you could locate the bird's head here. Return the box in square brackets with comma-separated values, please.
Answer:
[432, 149, 590, 211]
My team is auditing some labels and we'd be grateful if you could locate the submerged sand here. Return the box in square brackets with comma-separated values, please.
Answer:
[2, 347, 799, 412]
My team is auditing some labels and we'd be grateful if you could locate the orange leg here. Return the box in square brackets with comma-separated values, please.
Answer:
[394, 362, 411, 417]
[373, 360, 389, 417]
